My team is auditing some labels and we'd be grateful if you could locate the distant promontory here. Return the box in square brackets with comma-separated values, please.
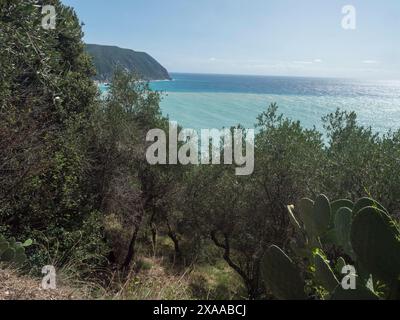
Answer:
[86, 44, 171, 81]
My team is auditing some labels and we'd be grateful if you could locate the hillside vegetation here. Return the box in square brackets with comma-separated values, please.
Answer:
[86, 44, 171, 81]
[1, 1, 400, 300]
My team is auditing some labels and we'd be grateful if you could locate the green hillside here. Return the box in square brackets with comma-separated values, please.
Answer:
[86, 44, 171, 81]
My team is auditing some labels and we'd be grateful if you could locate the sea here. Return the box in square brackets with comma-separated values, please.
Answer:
[102, 73, 400, 134]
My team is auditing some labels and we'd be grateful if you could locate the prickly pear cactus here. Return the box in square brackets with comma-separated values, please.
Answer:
[261, 245, 306, 300]
[331, 285, 379, 300]
[314, 252, 339, 292]
[296, 194, 331, 239]
[313, 195, 331, 236]
[335, 257, 347, 274]
[353, 197, 388, 216]
[334, 207, 353, 256]
[330, 199, 354, 225]
[351, 206, 400, 283]
[274, 194, 400, 300]
[331, 199, 354, 215]
[298, 198, 316, 237]
[287, 205, 302, 231]
[0, 234, 31, 266]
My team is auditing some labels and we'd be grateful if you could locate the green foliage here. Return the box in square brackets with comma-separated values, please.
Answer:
[2, 0, 400, 302]
[322, 110, 400, 213]
[182, 109, 325, 298]
[0, 0, 106, 276]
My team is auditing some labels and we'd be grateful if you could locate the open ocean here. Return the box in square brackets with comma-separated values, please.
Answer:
[148, 73, 400, 134]
[103, 73, 400, 133]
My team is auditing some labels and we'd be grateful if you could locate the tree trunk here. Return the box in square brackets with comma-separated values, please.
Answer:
[121, 205, 145, 270]
[166, 217, 182, 261]
[122, 224, 140, 270]
[151, 225, 157, 256]
[168, 230, 182, 260]
[210, 230, 262, 300]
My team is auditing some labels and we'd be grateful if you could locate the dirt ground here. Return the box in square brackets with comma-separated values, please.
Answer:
[0, 268, 82, 300]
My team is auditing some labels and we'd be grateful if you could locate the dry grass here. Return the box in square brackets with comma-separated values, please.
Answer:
[0, 268, 84, 300]
[112, 257, 193, 300]
[107, 256, 246, 300]
[0, 254, 246, 300]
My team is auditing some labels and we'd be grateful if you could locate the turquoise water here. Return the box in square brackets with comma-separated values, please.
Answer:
[103, 73, 400, 133]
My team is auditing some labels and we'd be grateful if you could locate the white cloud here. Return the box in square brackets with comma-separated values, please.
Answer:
[362, 60, 379, 64]
[293, 60, 313, 65]
[292, 59, 322, 65]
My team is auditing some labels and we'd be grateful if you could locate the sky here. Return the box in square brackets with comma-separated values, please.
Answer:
[62, 0, 400, 79]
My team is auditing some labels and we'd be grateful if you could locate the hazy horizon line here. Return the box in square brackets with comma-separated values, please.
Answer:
[165, 71, 400, 82]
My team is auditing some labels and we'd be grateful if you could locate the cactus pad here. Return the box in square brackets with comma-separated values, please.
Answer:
[334, 207, 353, 255]
[313, 194, 331, 236]
[314, 252, 339, 292]
[261, 245, 306, 300]
[351, 206, 400, 282]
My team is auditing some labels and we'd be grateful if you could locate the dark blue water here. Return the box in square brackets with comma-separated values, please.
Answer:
[151, 73, 400, 99]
